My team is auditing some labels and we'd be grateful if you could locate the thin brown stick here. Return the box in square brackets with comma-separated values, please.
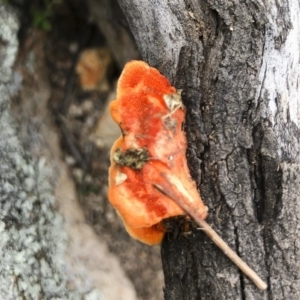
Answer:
[153, 181, 268, 290]
[193, 218, 267, 290]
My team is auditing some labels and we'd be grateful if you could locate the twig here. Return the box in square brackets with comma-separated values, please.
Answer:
[153, 180, 267, 291]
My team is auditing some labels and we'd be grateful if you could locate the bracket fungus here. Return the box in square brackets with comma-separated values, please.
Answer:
[108, 61, 267, 290]
[108, 60, 207, 245]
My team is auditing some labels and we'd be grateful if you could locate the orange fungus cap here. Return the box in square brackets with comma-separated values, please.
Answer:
[108, 60, 207, 245]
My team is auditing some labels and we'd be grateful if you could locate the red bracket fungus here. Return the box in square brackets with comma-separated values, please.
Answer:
[108, 61, 267, 290]
[108, 60, 207, 245]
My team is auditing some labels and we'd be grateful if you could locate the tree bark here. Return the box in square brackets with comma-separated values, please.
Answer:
[0, 3, 137, 299]
[118, 0, 300, 299]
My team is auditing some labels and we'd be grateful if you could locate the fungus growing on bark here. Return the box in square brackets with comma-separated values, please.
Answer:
[108, 61, 267, 290]
[108, 60, 207, 245]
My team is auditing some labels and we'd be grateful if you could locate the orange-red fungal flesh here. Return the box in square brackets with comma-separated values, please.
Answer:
[108, 60, 207, 245]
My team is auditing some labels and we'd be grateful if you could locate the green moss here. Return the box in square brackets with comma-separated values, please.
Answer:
[31, 0, 61, 31]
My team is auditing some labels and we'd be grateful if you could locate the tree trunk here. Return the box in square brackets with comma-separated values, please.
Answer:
[0, 3, 137, 299]
[118, 0, 300, 299]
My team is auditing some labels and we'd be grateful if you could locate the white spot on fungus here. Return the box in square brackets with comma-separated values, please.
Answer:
[115, 171, 128, 185]
[163, 89, 184, 114]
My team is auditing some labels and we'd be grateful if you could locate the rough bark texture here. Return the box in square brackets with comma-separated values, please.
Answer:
[0, 3, 137, 299]
[118, 0, 300, 299]
[0, 5, 74, 299]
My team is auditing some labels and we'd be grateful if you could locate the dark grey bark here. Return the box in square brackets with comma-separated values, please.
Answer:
[118, 0, 300, 299]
